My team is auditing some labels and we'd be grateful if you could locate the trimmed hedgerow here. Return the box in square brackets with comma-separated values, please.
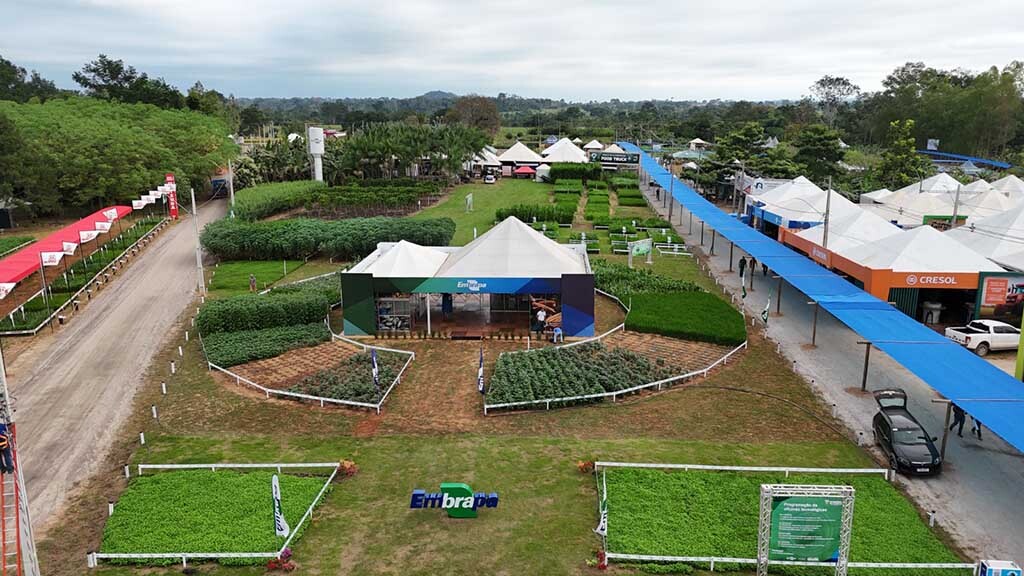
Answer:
[203, 322, 330, 367]
[201, 217, 456, 260]
[233, 180, 328, 220]
[626, 292, 746, 346]
[591, 259, 702, 299]
[549, 162, 602, 182]
[197, 292, 330, 334]
[495, 204, 575, 224]
[617, 196, 648, 207]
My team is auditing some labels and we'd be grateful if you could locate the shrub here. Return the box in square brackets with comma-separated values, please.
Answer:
[203, 322, 330, 367]
[549, 163, 602, 182]
[495, 204, 575, 224]
[201, 217, 456, 260]
[616, 188, 644, 199]
[617, 197, 648, 207]
[289, 351, 405, 403]
[271, 274, 342, 304]
[234, 181, 327, 220]
[591, 259, 702, 298]
[588, 180, 608, 190]
[197, 292, 330, 334]
[626, 292, 746, 346]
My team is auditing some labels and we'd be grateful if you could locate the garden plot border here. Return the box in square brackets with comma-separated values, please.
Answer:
[88, 462, 339, 569]
[593, 462, 977, 573]
[0, 217, 169, 336]
[202, 325, 415, 414]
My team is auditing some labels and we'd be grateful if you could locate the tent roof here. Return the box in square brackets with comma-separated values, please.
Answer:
[961, 179, 993, 194]
[766, 188, 862, 227]
[542, 143, 588, 163]
[541, 137, 579, 156]
[947, 203, 1024, 271]
[603, 143, 626, 154]
[688, 138, 709, 145]
[497, 141, 543, 164]
[583, 139, 604, 150]
[842, 225, 1002, 272]
[796, 208, 902, 254]
[754, 176, 823, 206]
[960, 189, 1021, 221]
[362, 240, 450, 278]
[860, 188, 893, 203]
[514, 165, 536, 174]
[990, 175, 1024, 199]
[572, 137, 583, 144]
[437, 217, 588, 278]
[884, 172, 962, 204]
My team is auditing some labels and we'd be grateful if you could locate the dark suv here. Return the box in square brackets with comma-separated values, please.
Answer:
[871, 389, 942, 476]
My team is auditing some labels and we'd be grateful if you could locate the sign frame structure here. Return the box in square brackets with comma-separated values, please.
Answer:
[757, 484, 855, 576]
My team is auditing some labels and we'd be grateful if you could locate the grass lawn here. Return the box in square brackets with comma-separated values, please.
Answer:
[413, 179, 552, 245]
[208, 260, 305, 297]
[0, 235, 34, 256]
[100, 470, 327, 565]
[279, 259, 344, 283]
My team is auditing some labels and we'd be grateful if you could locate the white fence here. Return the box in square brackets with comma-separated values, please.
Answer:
[596, 462, 977, 572]
[206, 329, 414, 414]
[1, 218, 169, 336]
[483, 340, 746, 414]
[89, 462, 339, 569]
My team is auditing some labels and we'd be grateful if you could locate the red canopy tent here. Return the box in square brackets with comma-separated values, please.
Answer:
[0, 206, 132, 291]
[513, 165, 536, 178]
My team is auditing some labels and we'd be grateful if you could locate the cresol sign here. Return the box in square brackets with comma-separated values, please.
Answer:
[410, 483, 499, 518]
[905, 274, 959, 286]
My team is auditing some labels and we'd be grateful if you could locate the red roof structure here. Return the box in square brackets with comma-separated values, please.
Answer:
[513, 165, 536, 175]
[0, 206, 132, 287]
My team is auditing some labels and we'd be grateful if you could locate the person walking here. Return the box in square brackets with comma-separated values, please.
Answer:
[248, 273, 257, 293]
[762, 262, 769, 277]
[738, 256, 747, 278]
[949, 403, 966, 438]
[971, 416, 983, 441]
[0, 423, 14, 474]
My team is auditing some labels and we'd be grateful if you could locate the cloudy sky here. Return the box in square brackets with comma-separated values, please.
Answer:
[4, 0, 1024, 101]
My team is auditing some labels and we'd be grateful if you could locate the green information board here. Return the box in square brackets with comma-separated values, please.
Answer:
[769, 495, 843, 562]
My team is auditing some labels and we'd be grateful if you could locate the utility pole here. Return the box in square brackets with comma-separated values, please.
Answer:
[190, 187, 205, 295]
[227, 158, 236, 218]
[949, 183, 962, 229]
[823, 176, 833, 250]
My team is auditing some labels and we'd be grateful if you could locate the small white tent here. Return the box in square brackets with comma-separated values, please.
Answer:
[796, 209, 902, 254]
[497, 141, 543, 164]
[962, 179, 993, 194]
[357, 240, 451, 278]
[603, 143, 626, 154]
[572, 137, 583, 145]
[541, 138, 574, 156]
[436, 217, 588, 278]
[535, 164, 551, 182]
[842, 226, 1002, 273]
[582, 139, 604, 151]
[960, 189, 1021, 222]
[990, 175, 1024, 200]
[688, 138, 710, 151]
[947, 204, 1024, 271]
[860, 188, 893, 204]
[542, 143, 588, 163]
[750, 176, 824, 209]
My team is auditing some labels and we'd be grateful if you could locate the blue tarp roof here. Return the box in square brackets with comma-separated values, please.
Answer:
[622, 142, 1024, 453]
[917, 149, 1011, 170]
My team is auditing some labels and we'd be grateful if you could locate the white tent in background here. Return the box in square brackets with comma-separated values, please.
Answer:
[688, 138, 711, 150]
[603, 143, 626, 154]
[960, 161, 983, 175]
[497, 141, 543, 164]
[541, 137, 575, 156]
[860, 188, 893, 204]
[767, 188, 863, 227]
[960, 189, 1021, 222]
[682, 161, 699, 170]
[796, 208, 902, 254]
[843, 226, 1003, 273]
[572, 137, 583, 145]
[838, 139, 850, 149]
[962, 179, 993, 194]
[947, 204, 1024, 271]
[861, 193, 954, 228]
[583, 139, 604, 151]
[436, 217, 588, 278]
[542, 143, 588, 163]
[991, 175, 1024, 200]
[750, 176, 824, 209]
[535, 164, 551, 182]
[360, 240, 450, 278]
[883, 173, 963, 204]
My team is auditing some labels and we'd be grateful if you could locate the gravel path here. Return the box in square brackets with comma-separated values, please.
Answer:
[7, 200, 226, 534]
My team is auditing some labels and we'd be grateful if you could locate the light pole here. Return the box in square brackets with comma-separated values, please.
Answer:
[190, 187, 205, 295]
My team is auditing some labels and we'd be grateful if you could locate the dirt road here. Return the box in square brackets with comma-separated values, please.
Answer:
[7, 200, 226, 534]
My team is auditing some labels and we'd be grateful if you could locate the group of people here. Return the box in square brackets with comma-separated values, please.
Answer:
[949, 404, 983, 441]
[737, 255, 768, 278]
[0, 422, 14, 474]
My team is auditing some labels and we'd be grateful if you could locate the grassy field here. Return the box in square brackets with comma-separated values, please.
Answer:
[208, 260, 305, 297]
[0, 235, 34, 256]
[413, 178, 552, 244]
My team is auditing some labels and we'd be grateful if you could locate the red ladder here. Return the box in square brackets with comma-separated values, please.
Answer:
[0, 425, 22, 576]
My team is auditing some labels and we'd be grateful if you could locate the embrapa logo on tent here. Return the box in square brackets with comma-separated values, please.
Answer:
[409, 482, 499, 518]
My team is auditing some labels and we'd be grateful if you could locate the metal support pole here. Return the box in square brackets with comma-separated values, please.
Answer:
[729, 242, 734, 272]
[667, 178, 674, 221]
[426, 293, 431, 335]
[700, 221, 705, 245]
[688, 212, 693, 235]
[190, 188, 205, 295]
[227, 158, 236, 218]
[775, 276, 783, 315]
[859, 341, 872, 391]
[809, 301, 819, 347]
[934, 399, 953, 461]
[710, 230, 716, 255]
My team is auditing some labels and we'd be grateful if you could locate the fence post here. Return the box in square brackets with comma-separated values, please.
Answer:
[139, 432, 145, 445]
[108, 500, 114, 516]
[124, 465, 130, 479]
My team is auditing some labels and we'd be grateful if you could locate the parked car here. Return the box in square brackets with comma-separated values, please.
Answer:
[944, 319, 1020, 356]
[483, 174, 496, 184]
[871, 389, 942, 476]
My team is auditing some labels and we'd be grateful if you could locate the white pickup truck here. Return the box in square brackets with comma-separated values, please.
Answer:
[944, 319, 1020, 356]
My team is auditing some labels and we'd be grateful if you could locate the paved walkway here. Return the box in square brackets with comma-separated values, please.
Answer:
[642, 181, 1024, 563]
[8, 200, 226, 534]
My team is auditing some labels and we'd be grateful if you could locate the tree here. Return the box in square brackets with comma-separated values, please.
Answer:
[877, 119, 932, 189]
[446, 96, 500, 137]
[810, 75, 860, 127]
[749, 147, 803, 179]
[0, 55, 59, 103]
[239, 105, 268, 136]
[715, 122, 766, 166]
[73, 54, 184, 108]
[793, 124, 844, 183]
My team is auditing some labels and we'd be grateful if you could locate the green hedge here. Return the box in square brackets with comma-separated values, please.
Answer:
[626, 292, 746, 346]
[495, 204, 575, 224]
[201, 217, 456, 260]
[271, 274, 341, 304]
[616, 188, 644, 199]
[203, 322, 330, 367]
[549, 163, 602, 182]
[617, 197, 648, 207]
[197, 292, 330, 334]
[234, 181, 327, 220]
[591, 259, 702, 298]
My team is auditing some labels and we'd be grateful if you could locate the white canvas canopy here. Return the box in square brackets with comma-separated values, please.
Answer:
[497, 141, 543, 164]
[861, 194, 954, 228]
[688, 138, 710, 150]
[962, 179, 993, 194]
[572, 137, 583, 144]
[682, 161, 699, 170]
[749, 176, 823, 209]
[541, 137, 585, 157]
[990, 175, 1024, 200]
[860, 188, 893, 204]
[535, 164, 551, 182]
[796, 208, 902, 254]
[583, 139, 604, 150]
[767, 188, 862, 227]
[947, 204, 1024, 271]
[353, 240, 452, 278]
[960, 189, 1021, 222]
[883, 173, 962, 205]
[603, 143, 626, 154]
[842, 226, 1002, 273]
[542, 142, 588, 163]
[437, 217, 588, 278]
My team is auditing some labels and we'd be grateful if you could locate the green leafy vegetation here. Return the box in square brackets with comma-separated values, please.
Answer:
[591, 259, 702, 299]
[549, 163, 602, 182]
[100, 470, 327, 565]
[289, 351, 405, 403]
[232, 181, 327, 220]
[203, 322, 330, 367]
[270, 273, 342, 304]
[0, 235, 34, 255]
[412, 179, 552, 245]
[605, 468, 961, 574]
[197, 292, 329, 334]
[200, 217, 456, 260]
[627, 292, 746, 346]
[496, 203, 575, 224]
[233, 179, 445, 220]
[486, 342, 673, 405]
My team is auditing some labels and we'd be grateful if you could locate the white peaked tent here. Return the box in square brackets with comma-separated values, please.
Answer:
[947, 204, 1024, 271]
[843, 226, 1002, 273]
[603, 143, 626, 154]
[498, 141, 543, 164]
[541, 137, 584, 157]
[360, 240, 451, 278]
[861, 194, 955, 228]
[543, 143, 588, 163]
[768, 188, 863, 227]
[583, 139, 604, 151]
[990, 175, 1024, 200]
[688, 138, 711, 150]
[572, 137, 583, 144]
[962, 179, 993, 194]
[961, 189, 1021, 222]
[860, 188, 893, 204]
[796, 209, 902, 254]
[535, 164, 551, 182]
[437, 217, 588, 278]
[883, 173, 963, 204]
[750, 176, 823, 208]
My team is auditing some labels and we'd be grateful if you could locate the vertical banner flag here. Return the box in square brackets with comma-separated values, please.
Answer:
[594, 498, 608, 536]
[762, 288, 772, 324]
[271, 474, 290, 537]
[371, 348, 380, 396]
[62, 241, 77, 256]
[40, 252, 64, 266]
[166, 173, 179, 220]
[477, 347, 485, 394]
[741, 267, 748, 299]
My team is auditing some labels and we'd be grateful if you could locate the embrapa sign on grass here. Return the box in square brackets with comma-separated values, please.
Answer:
[409, 483, 499, 518]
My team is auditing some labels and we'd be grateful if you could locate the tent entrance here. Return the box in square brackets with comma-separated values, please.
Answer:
[409, 293, 560, 339]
